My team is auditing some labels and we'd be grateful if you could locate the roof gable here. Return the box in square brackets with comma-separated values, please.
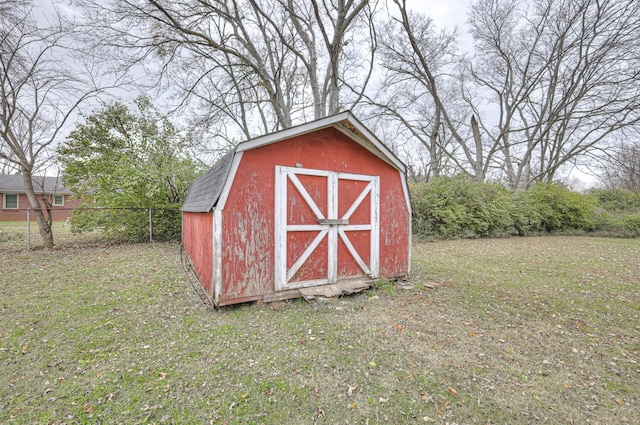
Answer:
[181, 112, 405, 213]
[236, 111, 405, 172]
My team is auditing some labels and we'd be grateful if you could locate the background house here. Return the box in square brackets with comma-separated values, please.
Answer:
[0, 174, 79, 221]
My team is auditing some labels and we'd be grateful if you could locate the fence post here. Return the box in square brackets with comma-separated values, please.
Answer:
[149, 208, 153, 243]
[27, 209, 31, 250]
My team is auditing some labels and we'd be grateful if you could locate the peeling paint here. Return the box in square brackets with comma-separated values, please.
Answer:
[184, 126, 410, 306]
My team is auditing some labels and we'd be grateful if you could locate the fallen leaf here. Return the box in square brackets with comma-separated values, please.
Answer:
[395, 324, 404, 332]
[159, 372, 167, 380]
[447, 386, 459, 398]
[616, 398, 624, 406]
[347, 384, 358, 396]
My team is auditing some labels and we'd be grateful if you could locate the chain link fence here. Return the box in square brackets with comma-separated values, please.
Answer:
[0, 207, 181, 252]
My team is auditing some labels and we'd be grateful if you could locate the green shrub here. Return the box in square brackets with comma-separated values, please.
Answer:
[589, 189, 640, 213]
[622, 215, 640, 235]
[528, 182, 597, 232]
[409, 178, 634, 239]
[588, 189, 640, 237]
[511, 190, 543, 236]
[149, 208, 182, 242]
[411, 176, 515, 239]
[70, 208, 107, 234]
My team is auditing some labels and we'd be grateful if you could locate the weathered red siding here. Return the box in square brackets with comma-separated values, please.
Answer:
[182, 211, 214, 295]
[0, 194, 80, 221]
[220, 127, 410, 302]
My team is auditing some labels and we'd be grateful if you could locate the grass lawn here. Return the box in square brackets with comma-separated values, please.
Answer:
[0, 221, 104, 252]
[1, 237, 638, 424]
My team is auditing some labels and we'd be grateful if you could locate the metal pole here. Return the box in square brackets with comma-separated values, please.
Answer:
[149, 208, 153, 243]
[27, 209, 31, 250]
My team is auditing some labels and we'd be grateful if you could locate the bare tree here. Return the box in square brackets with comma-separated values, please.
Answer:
[372, 0, 491, 182]
[599, 143, 640, 192]
[0, 0, 21, 18]
[375, 0, 640, 188]
[76, 0, 378, 140]
[468, 0, 640, 188]
[0, 3, 117, 248]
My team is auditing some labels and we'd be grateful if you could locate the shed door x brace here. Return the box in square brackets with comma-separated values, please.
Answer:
[274, 166, 380, 290]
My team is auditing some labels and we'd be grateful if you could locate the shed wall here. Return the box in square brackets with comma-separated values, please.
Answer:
[220, 127, 410, 302]
[182, 211, 214, 294]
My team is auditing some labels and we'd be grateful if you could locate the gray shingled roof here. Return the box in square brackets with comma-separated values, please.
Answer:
[0, 174, 73, 195]
[181, 149, 237, 212]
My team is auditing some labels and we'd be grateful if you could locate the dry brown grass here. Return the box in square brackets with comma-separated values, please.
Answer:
[1, 236, 638, 424]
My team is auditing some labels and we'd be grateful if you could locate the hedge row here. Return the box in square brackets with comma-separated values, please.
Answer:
[411, 176, 640, 239]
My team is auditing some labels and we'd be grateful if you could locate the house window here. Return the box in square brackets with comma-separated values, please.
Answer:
[4, 194, 18, 209]
[53, 195, 64, 206]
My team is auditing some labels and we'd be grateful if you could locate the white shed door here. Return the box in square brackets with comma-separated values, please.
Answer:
[274, 166, 380, 290]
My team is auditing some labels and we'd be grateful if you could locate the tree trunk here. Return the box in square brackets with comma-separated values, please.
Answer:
[429, 109, 442, 178]
[470, 115, 485, 182]
[21, 172, 54, 248]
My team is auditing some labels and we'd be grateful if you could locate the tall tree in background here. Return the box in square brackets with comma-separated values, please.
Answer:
[0, 2, 115, 248]
[0, 0, 20, 19]
[373, 2, 470, 182]
[468, 0, 640, 188]
[76, 0, 378, 142]
[58, 97, 203, 242]
[378, 0, 640, 188]
[599, 144, 640, 192]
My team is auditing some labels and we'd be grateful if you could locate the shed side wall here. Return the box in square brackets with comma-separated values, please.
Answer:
[220, 127, 410, 302]
[182, 211, 214, 294]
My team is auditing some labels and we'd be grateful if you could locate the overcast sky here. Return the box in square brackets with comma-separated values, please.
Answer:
[406, 0, 474, 50]
[407, 0, 470, 27]
[34, 0, 473, 35]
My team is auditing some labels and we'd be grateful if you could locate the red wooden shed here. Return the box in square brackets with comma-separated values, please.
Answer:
[181, 112, 411, 306]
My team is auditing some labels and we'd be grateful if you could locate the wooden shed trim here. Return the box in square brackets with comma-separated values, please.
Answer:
[212, 151, 244, 305]
[399, 170, 412, 275]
